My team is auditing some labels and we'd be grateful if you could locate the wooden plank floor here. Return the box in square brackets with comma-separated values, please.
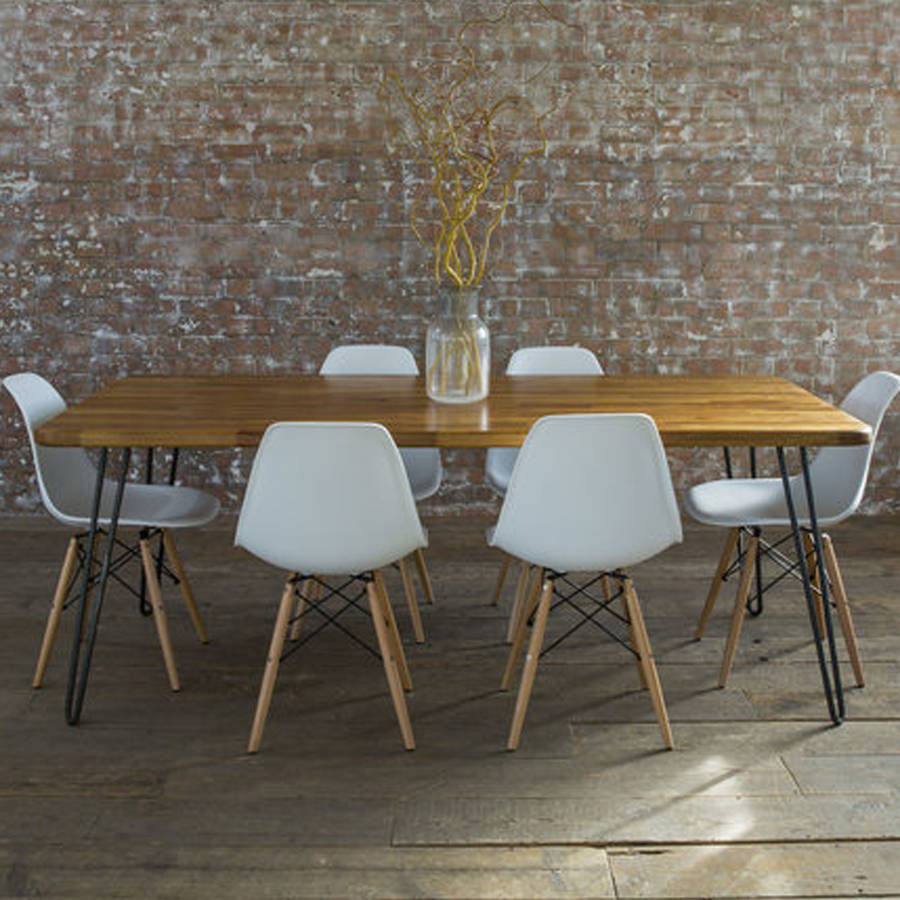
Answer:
[1, 514, 898, 899]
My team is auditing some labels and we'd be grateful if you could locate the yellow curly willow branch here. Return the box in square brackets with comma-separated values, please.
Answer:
[378, 1, 569, 286]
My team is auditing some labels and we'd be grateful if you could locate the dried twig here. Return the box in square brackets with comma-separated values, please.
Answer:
[379, 1, 570, 287]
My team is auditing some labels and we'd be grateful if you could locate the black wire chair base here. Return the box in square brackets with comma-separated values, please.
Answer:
[721, 446, 766, 616]
[62, 527, 182, 617]
[720, 525, 833, 610]
[535, 571, 640, 661]
[279, 574, 381, 664]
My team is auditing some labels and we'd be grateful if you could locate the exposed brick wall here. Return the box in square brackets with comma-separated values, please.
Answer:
[1, 1, 897, 516]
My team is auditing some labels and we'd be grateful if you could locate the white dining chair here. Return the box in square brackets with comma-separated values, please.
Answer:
[489, 413, 682, 751]
[3, 372, 220, 692]
[320, 344, 441, 641]
[687, 370, 900, 689]
[235, 421, 427, 753]
[485, 346, 605, 633]
[485, 346, 604, 496]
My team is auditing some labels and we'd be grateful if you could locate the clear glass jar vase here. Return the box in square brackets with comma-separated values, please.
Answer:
[425, 286, 490, 404]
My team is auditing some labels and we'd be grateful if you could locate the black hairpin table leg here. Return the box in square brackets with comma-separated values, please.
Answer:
[65, 446, 131, 725]
[799, 445, 845, 721]
[155, 448, 179, 583]
[747, 447, 764, 616]
[138, 447, 154, 616]
[776, 446, 843, 725]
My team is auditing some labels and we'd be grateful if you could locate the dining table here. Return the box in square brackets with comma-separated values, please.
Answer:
[34, 373, 871, 728]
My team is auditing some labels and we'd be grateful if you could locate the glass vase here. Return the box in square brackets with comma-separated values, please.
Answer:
[425, 286, 490, 404]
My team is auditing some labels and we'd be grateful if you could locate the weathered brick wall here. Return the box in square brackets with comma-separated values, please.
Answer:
[2, 1, 897, 516]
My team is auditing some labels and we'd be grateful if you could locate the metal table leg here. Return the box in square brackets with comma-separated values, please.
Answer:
[139, 447, 152, 615]
[776, 446, 844, 725]
[156, 448, 179, 583]
[748, 447, 764, 616]
[65, 447, 131, 725]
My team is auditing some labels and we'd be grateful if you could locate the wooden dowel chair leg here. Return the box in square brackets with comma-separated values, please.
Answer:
[719, 533, 759, 688]
[601, 573, 612, 604]
[33, 535, 80, 689]
[501, 568, 544, 691]
[412, 548, 435, 605]
[695, 527, 740, 640]
[398, 555, 425, 644]
[507, 578, 553, 751]
[161, 529, 209, 644]
[624, 579, 674, 750]
[490, 554, 512, 606]
[374, 570, 412, 692]
[506, 562, 532, 643]
[367, 580, 415, 750]
[247, 579, 295, 754]
[802, 531, 826, 637]
[822, 534, 865, 688]
[289, 577, 314, 642]
[620, 572, 648, 690]
[140, 538, 180, 692]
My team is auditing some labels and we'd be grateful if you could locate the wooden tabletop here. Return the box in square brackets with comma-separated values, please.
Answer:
[34, 374, 871, 449]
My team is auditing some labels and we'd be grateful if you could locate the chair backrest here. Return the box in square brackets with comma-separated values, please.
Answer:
[2, 372, 99, 523]
[235, 422, 427, 575]
[808, 370, 900, 521]
[491, 414, 683, 573]
[320, 345, 419, 376]
[319, 344, 442, 501]
[505, 345, 603, 376]
[485, 347, 604, 490]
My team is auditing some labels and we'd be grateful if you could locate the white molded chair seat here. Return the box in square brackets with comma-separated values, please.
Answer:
[686, 476, 843, 529]
[56, 480, 218, 530]
[687, 370, 900, 689]
[3, 372, 220, 693]
[235, 421, 427, 753]
[489, 413, 681, 750]
[320, 344, 440, 628]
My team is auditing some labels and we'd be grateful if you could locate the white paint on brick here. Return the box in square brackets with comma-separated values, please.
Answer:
[868, 225, 892, 254]
[0, 172, 38, 200]
[816, 326, 837, 354]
